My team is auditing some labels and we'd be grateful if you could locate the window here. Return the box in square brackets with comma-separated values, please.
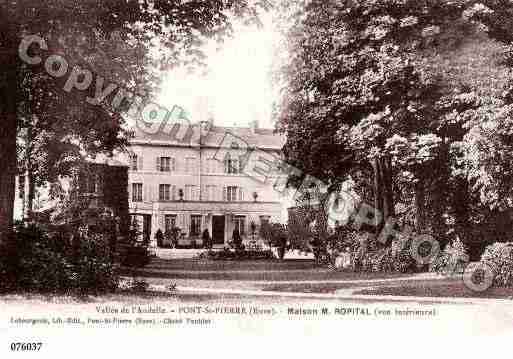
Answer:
[185, 185, 198, 201]
[224, 186, 244, 202]
[224, 154, 241, 174]
[205, 185, 217, 201]
[190, 215, 201, 237]
[185, 157, 196, 174]
[132, 183, 143, 202]
[226, 186, 237, 202]
[159, 184, 171, 201]
[165, 214, 177, 233]
[234, 216, 246, 236]
[157, 157, 174, 172]
[130, 154, 138, 171]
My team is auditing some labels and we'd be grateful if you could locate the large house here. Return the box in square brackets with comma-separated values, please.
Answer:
[118, 119, 287, 248]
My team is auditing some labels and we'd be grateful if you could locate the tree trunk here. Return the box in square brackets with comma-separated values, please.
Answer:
[27, 168, 35, 216]
[0, 15, 19, 245]
[382, 156, 395, 220]
[372, 156, 395, 239]
[453, 177, 471, 243]
[372, 158, 384, 235]
[25, 125, 35, 217]
[414, 181, 426, 233]
[430, 179, 447, 247]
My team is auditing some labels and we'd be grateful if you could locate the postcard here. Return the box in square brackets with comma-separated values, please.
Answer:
[1, 1, 513, 357]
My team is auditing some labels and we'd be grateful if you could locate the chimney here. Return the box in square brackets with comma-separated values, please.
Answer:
[199, 113, 214, 143]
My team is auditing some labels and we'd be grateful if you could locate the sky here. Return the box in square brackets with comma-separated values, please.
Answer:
[156, 15, 279, 129]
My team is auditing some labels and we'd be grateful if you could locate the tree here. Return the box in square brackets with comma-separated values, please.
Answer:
[0, 0, 269, 242]
[274, 0, 513, 251]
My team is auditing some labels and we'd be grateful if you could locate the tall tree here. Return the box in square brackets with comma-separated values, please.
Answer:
[0, 0, 269, 242]
[275, 0, 513, 247]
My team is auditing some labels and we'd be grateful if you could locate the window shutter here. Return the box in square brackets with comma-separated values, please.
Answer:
[141, 184, 145, 202]
[223, 186, 227, 201]
[239, 187, 244, 201]
[128, 184, 132, 202]
[156, 157, 161, 171]
[172, 185, 176, 201]
[239, 156, 245, 173]
[138, 156, 143, 171]
[172, 158, 176, 171]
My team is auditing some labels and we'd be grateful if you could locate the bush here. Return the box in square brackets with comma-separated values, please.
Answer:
[119, 244, 150, 268]
[1, 223, 119, 295]
[118, 216, 151, 268]
[119, 278, 149, 293]
[361, 248, 394, 272]
[70, 234, 119, 294]
[195, 248, 276, 261]
[356, 237, 417, 273]
[430, 238, 469, 275]
[481, 242, 513, 287]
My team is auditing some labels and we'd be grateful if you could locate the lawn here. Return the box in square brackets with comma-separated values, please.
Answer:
[0, 290, 283, 305]
[354, 283, 513, 299]
[121, 258, 414, 281]
[261, 277, 513, 299]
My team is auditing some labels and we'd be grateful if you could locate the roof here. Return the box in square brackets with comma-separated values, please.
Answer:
[129, 122, 286, 150]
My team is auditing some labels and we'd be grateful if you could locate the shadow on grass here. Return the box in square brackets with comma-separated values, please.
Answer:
[354, 283, 513, 299]
[119, 268, 412, 282]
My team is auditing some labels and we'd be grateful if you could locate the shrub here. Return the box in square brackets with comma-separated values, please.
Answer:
[351, 233, 417, 273]
[119, 278, 149, 293]
[2, 223, 119, 295]
[356, 237, 417, 273]
[391, 239, 418, 273]
[70, 234, 119, 294]
[360, 249, 389, 272]
[481, 242, 513, 287]
[118, 217, 151, 268]
[195, 248, 276, 261]
[430, 238, 469, 275]
[119, 245, 150, 268]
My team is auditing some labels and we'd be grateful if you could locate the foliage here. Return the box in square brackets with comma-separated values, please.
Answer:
[195, 249, 276, 261]
[119, 215, 150, 267]
[430, 237, 469, 275]
[274, 0, 513, 253]
[356, 236, 417, 273]
[119, 278, 150, 293]
[260, 221, 288, 248]
[0, 223, 118, 294]
[1, 0, 270, 239]
[481, 242, 513, 287]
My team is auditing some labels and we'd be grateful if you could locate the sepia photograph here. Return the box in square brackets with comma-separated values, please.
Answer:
[1, 0, 513, 357]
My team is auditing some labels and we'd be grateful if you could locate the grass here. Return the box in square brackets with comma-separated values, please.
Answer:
[142, 258, 319, 271]
[262, 282, 368, 293]
[121, 269, 413, 281]
[0, 290, 270, 304]
[260, 278, 454, 294]
[354, 283, 513, 299]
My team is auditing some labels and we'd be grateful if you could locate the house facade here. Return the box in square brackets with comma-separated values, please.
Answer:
[118, 120, 287, 248]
